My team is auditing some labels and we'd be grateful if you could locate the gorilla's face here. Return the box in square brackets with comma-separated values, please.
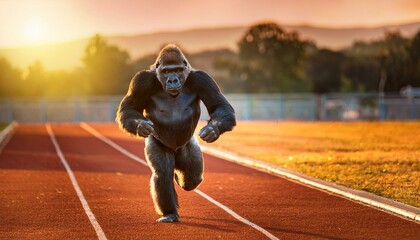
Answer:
[156, 50, 190, 96]
[157, 64, 188, 96]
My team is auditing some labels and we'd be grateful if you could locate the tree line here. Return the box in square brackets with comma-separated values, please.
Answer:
[1, 23, 419, 97]
[0, 34, 134, 97]
[216, 23, 420, 94]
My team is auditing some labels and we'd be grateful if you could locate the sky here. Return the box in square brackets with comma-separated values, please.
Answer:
[0, 0, 419, 47]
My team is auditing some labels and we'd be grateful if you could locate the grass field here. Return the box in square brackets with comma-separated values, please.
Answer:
[198, 121, 420, 208]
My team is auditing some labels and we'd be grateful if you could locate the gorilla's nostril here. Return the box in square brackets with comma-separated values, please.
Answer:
[168, 77, 179, 84]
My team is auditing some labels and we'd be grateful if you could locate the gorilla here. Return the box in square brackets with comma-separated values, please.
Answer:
[116, 44, 236, 223]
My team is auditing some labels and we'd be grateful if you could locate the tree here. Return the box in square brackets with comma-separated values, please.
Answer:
[379, 31, 410, 92]
[213, 54, 246, 93]
[406, 30, 420, 88]
[341, 54, 381, 92]
[306, 49, 344, 93]
[44, 69, 85, 96]
[0, 57, 21, 97]
[236, 23, 311, 92]
[20, 60, 47, 97]
[341, 32, 412, 93]
[82, 34, 133, 95]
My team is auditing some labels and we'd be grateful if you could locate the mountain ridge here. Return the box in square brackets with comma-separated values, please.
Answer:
[1, 21, 419, 70]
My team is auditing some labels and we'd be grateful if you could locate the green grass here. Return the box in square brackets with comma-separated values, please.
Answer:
[198, 121, 420, 207]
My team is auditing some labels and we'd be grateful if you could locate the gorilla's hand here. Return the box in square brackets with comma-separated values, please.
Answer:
[199, 124, 220, 143]
[136, 119, 155, 137]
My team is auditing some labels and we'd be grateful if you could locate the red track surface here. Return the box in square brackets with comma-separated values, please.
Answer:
[0, 123, 419, 240]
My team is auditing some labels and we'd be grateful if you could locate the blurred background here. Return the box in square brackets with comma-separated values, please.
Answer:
[1, 0, 420, 122]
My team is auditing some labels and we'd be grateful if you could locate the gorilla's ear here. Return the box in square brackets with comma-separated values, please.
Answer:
[183, 60, 188, 66]
[155, 62, 160, 69]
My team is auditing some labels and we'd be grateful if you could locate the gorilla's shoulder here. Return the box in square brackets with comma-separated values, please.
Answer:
[131, 70, 160, 92]
[188, 70, 211, 81]
[187, 70, 214, 86]
[187, 70, 219, 91]
[135, 70, 157, 81]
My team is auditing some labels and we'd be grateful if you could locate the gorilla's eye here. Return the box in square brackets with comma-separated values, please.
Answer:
[161, 67, 184, 74]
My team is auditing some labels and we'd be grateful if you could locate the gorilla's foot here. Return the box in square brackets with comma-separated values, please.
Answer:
[156, 213, 180, 223]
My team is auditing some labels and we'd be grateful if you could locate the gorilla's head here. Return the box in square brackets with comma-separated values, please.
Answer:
[153, 44, 191, 96]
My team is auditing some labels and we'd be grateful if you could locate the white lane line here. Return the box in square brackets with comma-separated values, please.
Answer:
[194, 189, 279, 240]
[0, 122, 17, 155]
[80, 122, 279, 240]
[46, 124, 108, 240]
[200, 146, 420, 222]
[80, 123, 148, 167]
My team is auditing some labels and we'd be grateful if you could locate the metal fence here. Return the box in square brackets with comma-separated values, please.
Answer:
[1, 93, 419, 123]
[0, 96, 121, 123]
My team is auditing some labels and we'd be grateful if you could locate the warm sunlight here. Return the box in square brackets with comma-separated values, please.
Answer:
[23, 21, 48, 44]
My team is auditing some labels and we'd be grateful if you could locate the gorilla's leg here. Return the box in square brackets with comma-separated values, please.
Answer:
[144, 136, 179, 223]
[174, 137, 204, 191]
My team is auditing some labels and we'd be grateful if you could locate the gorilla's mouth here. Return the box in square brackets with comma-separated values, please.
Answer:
[167, 87, 181, 96]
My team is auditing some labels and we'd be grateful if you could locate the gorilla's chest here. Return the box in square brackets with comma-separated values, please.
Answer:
[147, 90, 200, 124]
[146, 90, 201, 149]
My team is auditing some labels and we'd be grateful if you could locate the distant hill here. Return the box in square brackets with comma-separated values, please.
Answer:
[1, 22, 419, 70]
[290, 21, 420, 49]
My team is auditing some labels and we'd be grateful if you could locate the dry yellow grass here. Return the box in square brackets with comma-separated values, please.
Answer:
[198, 121, 420, 207]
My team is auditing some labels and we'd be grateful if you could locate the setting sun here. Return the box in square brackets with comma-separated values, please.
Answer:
[23, 21, 48, 44]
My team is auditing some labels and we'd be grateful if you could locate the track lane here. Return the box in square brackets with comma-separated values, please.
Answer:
[89, 123, 420, 240]
[46, 124, 107, 240]
[51, 124, 272, 239]
[0, 125, 97, 239]
[81, 122, 278, 239]
[2, 123, 419, 239]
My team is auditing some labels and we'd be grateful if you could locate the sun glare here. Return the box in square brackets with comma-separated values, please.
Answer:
[23, 21, 48, 44]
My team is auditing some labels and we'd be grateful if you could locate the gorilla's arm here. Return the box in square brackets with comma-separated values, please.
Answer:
[116, 71, 159, 137]
[187, 70, 236, 142]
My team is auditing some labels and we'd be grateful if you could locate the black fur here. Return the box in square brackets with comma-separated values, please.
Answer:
[116, 45, 236, 222]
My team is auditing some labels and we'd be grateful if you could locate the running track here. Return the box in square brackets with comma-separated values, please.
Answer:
[0, 123, 419, 239]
